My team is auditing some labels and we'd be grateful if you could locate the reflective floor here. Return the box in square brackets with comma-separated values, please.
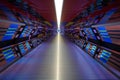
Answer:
[0, 34, 118, 80]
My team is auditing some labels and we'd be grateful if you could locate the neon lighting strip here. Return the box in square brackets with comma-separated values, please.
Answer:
[54, 0, 64, 29]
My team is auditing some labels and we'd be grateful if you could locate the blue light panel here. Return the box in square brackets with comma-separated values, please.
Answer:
[97, 26, 112, 43]
[20, 26, 33, 38]
[2, 24, 19, 41]
[25, 41, 31, 50]
[2, 48, 15, 63]
[19, 44, 26, 54]
[90, 45, 97, 55]
[84, 28, 96, 40]
[85, 43, 90, 52]
[99, 50, 111, 63]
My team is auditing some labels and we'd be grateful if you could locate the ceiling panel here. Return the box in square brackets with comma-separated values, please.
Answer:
[61, 0, 95, 23]
[25, 0, 57, 23]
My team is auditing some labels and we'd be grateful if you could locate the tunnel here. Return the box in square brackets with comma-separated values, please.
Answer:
[0, 0, 120, 80]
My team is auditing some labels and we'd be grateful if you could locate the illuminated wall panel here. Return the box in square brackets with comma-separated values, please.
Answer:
[2, 48, 15, 63]
[96, 26, 112, 43]
[85, 43, 91, 52]
[25, 41, 31, 50]
[84, 28, 97, 40]
[20, 26, 33, 38]
[98, 50, 111, 63]
[2, 24, 19, 41]
[90, 45, 97, 55]
[18, 43, 26, 54]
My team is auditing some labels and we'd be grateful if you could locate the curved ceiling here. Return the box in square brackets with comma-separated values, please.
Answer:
[25, 0, 57, 23]
[61, 0, 95, 23]
[25, 0, 95, 24]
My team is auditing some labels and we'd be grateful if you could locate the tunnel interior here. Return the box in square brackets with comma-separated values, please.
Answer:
[0, 0, 120, 80]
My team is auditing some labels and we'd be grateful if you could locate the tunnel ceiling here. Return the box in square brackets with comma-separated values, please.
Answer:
[61, 0, 95, 23]
[25, 0, 95, 25]
[25, 0, 57, 23]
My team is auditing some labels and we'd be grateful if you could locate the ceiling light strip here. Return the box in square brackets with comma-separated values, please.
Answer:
[54, 0, 64, 29]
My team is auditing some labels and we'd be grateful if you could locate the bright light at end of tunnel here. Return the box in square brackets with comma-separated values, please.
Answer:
[54, 0, 64, 30]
